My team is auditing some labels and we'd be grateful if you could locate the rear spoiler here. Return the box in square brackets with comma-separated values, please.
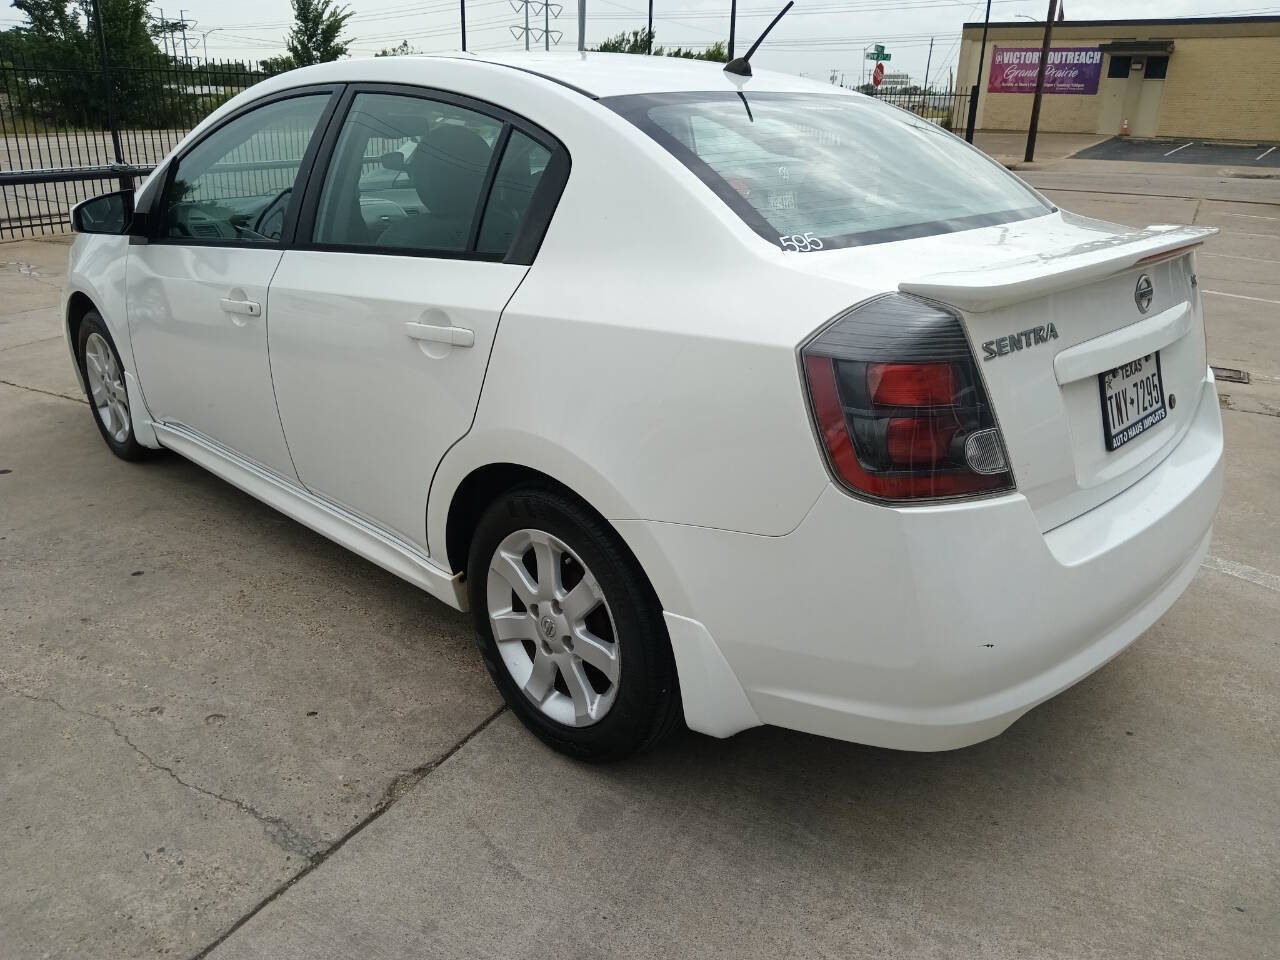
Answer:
[898, 225, 1217, 313]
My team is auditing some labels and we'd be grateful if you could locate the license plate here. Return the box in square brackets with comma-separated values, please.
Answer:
[1099, 352, 1167, 451]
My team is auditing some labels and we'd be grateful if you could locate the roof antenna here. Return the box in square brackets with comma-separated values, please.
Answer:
[724, 1, 793, 77]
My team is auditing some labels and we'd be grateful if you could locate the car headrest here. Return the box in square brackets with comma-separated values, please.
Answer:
[407, 124, 493, 219]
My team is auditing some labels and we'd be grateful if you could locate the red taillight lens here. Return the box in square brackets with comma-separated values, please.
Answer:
[802, 295, 1013, 502]
[869, 362, 956, 407]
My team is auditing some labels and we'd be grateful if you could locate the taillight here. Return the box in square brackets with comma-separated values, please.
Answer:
[801, 294, 1013, 502]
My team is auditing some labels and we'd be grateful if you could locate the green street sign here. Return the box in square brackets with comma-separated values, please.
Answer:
[865, 45, 892, 61]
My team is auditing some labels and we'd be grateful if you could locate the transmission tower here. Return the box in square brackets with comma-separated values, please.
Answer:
[510, 0, 562, 51]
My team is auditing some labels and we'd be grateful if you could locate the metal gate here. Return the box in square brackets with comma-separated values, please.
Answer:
[0, 54, 277, 238]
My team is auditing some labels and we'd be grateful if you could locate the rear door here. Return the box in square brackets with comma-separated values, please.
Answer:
[266, 85, 568, 550]
[127, 89, 338, 479]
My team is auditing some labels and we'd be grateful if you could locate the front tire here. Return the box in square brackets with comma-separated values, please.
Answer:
[467, 485, 682, 761]
[76, 311, 149, 462]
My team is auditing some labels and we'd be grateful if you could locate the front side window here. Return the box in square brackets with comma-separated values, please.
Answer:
[314, 92, 530, 254]
[161, 95, 329, 243]
[605, 92, 1052, 250]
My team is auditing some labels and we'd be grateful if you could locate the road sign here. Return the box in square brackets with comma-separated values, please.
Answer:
[865, 44, 892, 62]
[872, 62, 885, 87]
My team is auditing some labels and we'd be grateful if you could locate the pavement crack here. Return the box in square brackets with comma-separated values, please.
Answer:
[2, 685, 323, 860]
[0, 334, 62, 352]
[0, 377, 85, 404]
[188, 703, 508, 960]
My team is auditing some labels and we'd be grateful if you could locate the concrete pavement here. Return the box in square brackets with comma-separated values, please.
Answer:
[1, 160, 1278, 960]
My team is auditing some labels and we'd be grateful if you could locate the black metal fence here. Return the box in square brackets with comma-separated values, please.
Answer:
[0, 56, 282, 238]
[860, 88, 974, 134]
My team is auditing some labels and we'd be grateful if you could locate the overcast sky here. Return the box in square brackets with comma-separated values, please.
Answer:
[4, 0, 1276, 85]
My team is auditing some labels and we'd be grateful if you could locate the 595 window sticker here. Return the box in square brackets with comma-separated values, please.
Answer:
[779, 233, 824, 252]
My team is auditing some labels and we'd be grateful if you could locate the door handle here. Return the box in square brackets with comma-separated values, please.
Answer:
[220, 297, 262, 318]
[404, 321, 474, 348]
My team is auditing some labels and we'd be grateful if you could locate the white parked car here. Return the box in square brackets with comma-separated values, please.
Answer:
[64, 53, 1222, 760]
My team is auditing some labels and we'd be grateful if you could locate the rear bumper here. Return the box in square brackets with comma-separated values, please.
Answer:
[636, 377, 1223, 750]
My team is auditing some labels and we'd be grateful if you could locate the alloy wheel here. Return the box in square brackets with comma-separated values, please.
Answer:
[84, 332, 130, 444]
[486, 528, 621, 727]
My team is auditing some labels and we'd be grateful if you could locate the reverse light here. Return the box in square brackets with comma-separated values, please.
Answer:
[802, 294, 1014, 502]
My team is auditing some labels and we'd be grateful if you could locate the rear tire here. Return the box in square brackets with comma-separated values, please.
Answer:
[76, 311, 150, 462]
[467, 485, 682, 761]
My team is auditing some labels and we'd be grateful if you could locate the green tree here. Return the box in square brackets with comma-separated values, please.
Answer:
[665, 40, 727, 63]
[375, 39, 422, 57]
[285, 0, 353, 67]
[0, 0, 175, 126]
[259, 54, 298, 74]
[594, 29, 727, 62]
[595, 28, 652, 54]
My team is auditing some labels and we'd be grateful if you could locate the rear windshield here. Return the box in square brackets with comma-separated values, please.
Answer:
[604, 91, 1052, 251]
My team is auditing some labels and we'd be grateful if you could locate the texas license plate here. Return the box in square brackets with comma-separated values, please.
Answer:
[1099, 352, 1167, 451]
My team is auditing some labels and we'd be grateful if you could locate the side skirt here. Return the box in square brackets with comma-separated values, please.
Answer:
[152, 421, 467, 611]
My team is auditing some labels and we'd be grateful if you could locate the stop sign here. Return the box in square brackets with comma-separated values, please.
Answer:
[872, 62, 885, 87]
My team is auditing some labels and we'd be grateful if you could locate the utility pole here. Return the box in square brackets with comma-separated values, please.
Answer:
[647, 0, 653, 53]
[178, 8, 191, 65]
[922, 36, 934, 94]
[461, 0, 467, 50]
[1024, 0, 1058, 162]
[156, 6, 169, 58]
[524, 0, 530, 50]
[578, 0, 585, 51]
[728, 0, 737, 60]
[964, 0, 993, 143]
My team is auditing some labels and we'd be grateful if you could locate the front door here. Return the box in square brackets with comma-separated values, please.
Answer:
[127, 91, 336, 478]
[267, 89, 562, 550]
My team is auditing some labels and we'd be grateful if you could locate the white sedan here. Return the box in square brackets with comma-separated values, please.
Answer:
[64, 53, 1222, 760]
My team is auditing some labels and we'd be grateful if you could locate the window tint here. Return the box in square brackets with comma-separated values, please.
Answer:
[1107, 55, 1132, 79]
[313, 92, 503, 253]
[606, 92, 1050, 250]
[1145, 56, 1169, 80]
[161, 95, 328, 243]
[477, 131, 551, 255]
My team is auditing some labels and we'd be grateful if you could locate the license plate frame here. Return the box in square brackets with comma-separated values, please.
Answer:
[1098, 352, 1167, 452]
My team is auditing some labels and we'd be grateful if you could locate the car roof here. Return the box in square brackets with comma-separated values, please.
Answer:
[290, 51, 847, 100]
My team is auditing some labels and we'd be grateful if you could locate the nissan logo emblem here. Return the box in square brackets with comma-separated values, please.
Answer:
[1135, 274, 1154, 314]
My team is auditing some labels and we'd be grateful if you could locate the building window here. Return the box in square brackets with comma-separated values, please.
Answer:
[1145, 56, 1169, 80]
[1107, 55, 1132, 79]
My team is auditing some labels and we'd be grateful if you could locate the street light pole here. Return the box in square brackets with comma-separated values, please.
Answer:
[577, 0, 585, 51]
[461, 0, 467, 50]
[200, 27, 222, 64]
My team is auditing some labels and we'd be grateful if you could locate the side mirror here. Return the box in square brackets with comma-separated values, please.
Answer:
[379, 151, 407, 172]
[71, 190, 134, 235]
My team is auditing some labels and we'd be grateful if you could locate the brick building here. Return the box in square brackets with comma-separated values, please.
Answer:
[955, 15, 1280, 141]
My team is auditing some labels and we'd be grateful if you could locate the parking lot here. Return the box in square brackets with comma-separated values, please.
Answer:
[1076, 136, 1280, 168]
[1, 157, 1277, 959]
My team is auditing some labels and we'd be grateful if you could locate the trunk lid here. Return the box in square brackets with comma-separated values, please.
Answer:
[794, 212, 1216, 530]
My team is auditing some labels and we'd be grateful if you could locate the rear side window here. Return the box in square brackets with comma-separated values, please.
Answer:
[313, 93, 503, 253]
[605, 92, 1051, 250]
[477, 131, 551, 255]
